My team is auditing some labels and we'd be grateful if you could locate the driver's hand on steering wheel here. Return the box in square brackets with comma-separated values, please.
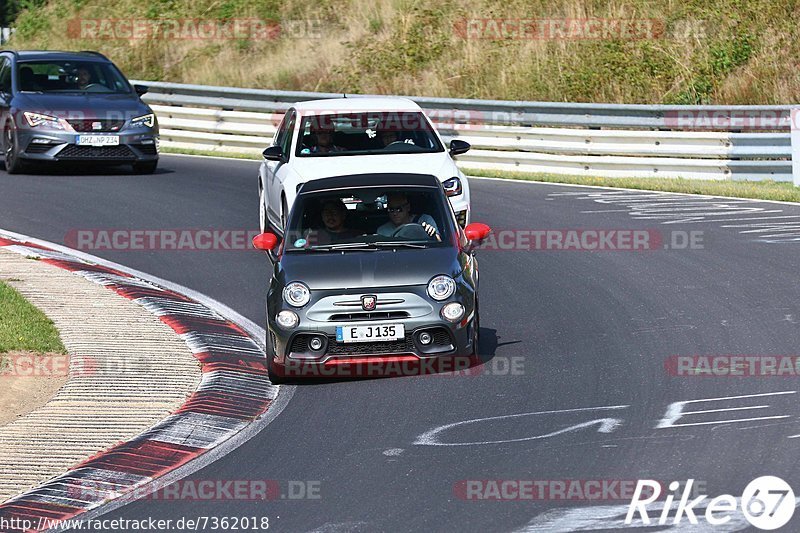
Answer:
[421, 221, 441, 241]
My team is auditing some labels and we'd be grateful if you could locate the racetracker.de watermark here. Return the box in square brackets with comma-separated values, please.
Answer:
[475, 229, 704, 251]
[665, 355, 800, 377]
[63, 229, 705, 252]
[66, 18, 325, 40]
[0, 354, 71, 377]
[664, 110, 791, 130]
[453, 18, 666, 40]
[65, 229, 262, 251]
[274, 356, 525, 379]
[67, 479, 321, 501]
[454, 479, 707, 501]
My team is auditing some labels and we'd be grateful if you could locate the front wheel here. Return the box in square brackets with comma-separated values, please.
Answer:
[3, 124, 25, 174]
[132, 160, 158, 174]
[470, 297, 480, 356]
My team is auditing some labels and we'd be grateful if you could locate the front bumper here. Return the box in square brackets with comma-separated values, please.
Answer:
[16, 129, 159, 163]
[267, 288, 477, 375]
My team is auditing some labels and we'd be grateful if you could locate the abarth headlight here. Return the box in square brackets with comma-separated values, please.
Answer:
[427, 275, 456, 301]
[283, 282, 311, 307]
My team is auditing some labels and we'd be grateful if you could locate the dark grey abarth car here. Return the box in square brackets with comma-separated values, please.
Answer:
[252, 173, 491, 381]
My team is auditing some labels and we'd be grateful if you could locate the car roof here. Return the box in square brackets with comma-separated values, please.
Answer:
[299, 173, 441, 194]
[10, 50, 110, 62]
[293, 97, 423, 114]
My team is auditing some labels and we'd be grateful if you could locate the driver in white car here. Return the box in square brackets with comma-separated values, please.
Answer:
[377, 192, 440, 239]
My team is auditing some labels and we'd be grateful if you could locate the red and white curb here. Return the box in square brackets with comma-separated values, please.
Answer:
[0, 230, 292, 532]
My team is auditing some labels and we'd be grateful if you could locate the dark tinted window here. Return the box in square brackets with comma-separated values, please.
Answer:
[284, 186, 453, 252]
[16, 60, 131, 94]
[295, 111, 444, 157]
[0, 58, 10, 93]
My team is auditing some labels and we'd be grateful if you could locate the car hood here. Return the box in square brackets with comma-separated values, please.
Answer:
[14, 92, 149, 117]
[278, 247, 463, 290]
[292, 152, 455, 182]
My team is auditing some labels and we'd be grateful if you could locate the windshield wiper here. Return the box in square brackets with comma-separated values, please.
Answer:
[292, 242, 381, 252]
[372, 241, 427, 249]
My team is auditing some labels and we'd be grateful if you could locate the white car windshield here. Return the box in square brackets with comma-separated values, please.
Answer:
[295, 112, 444, 157]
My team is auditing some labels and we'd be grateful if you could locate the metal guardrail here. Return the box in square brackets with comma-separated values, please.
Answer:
[134, 80, 796, 183]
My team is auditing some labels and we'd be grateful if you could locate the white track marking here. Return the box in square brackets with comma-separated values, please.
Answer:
[414, 405, 628, 446]
[657, 391, 796, 429]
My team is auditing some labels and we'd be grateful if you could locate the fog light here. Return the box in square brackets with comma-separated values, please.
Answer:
[276, 310, 299, 329]
[419, 332, 432, 345]
[441, 302, 465, 323]
[309, 336, 324, 351]
[31, 138, 52, 144]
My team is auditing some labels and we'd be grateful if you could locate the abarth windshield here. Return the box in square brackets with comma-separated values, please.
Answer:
[284, 186, 454, 252]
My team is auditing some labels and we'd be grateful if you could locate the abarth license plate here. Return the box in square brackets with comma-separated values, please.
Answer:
[336, 323, 405, 343]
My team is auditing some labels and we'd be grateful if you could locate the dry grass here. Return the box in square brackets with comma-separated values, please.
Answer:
[7, 0, 800, 103]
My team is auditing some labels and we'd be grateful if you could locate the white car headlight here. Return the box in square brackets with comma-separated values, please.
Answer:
[443, 177, 462, 197]
[427, 275, 456, 301]
[130, 113, 155, 128]
[283, 282, 311, 307]
[23, 112, 71, 130]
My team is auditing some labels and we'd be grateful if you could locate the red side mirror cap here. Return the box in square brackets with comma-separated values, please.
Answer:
[252, 232, 278, 251]
[464, 222, 491, 241]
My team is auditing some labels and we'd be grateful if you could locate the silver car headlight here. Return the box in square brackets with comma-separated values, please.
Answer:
[283, 282, 311, 307]
[23, 112, 71, 131]
[130, 113, 155, 128]
[427, 275, 456, 301]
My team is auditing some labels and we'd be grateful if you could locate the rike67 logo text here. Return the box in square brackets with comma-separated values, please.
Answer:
[626, 476, 795, 530]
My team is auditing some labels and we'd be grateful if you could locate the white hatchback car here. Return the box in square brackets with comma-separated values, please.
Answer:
[258, 97, 471, 234]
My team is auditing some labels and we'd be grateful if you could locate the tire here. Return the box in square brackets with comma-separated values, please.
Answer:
[470, 296, 480, 356]
[265, 334, 287, 384]
[267, 356, 287, 384]
[3, 123, 25, 174]
[132, 159, 158, 174]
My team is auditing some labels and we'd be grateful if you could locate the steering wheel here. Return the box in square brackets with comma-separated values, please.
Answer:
[391, 223, 436, 240]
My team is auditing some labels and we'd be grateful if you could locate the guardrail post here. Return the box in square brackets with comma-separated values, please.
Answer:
[793, 109, 800, 187]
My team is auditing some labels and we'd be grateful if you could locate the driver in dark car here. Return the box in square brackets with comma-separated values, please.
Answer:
[306, 199, 359, 244]
[377, 192, 439, 240]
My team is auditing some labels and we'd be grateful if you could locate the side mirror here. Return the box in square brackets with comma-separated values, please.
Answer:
[464, 222, 491, 242]
[252, 232, 278, 251]
[262, 145, 285, 162]
[133, 84, 148, 96]
[449, 139, 471, 156]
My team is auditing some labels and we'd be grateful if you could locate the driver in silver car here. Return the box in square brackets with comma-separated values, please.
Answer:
[377, 192, 440, 239]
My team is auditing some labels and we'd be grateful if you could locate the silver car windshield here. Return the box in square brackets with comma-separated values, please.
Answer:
[284, 187, 453, 252]
[294, 112, 444, 157]
[17, 61, 132, 94]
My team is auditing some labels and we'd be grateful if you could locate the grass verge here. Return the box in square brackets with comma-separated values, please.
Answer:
[161, 146, 261, 160]
[465, 168, 800, 203]
[0, 280, 66, 367]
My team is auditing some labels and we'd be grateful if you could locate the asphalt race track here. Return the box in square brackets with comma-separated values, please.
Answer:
[2, 155, 800, 532]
